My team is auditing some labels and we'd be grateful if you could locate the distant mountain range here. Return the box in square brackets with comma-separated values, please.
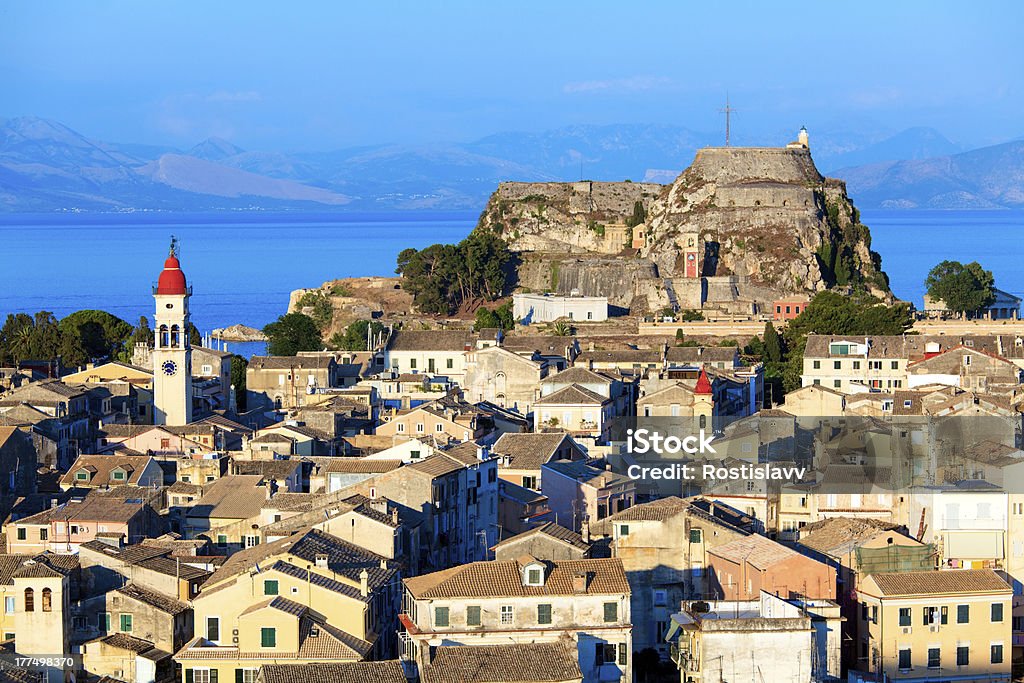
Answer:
[1, 116, 1021, 212]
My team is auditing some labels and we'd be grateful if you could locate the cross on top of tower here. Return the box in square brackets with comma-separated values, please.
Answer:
[169, 235, 179, 258]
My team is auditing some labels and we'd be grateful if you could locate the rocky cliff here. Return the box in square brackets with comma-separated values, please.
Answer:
[476, 143, 891, 314]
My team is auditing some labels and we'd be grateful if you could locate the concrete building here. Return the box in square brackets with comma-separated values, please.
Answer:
[400, 557, 632, 683]
[463, 345, 552, 414]
[492, 432, 587, 491]
[493, 522, 592, 562]
[246, 355, 339, 412]
[513, 293, 609, 324]
[666, 590, 842, 683]
[706, 533, 836, 601]
[383, 329, 479, 384]
[541, 460, 635, 532]
[854, 569, 1012, 681]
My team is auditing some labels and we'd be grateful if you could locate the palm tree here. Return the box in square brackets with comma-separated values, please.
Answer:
[551, 320, 573, 336]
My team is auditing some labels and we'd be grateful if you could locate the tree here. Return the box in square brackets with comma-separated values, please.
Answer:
[762, 321, 782, 365]
[473, 300, 514, 332]
[120, 317, 152, 362]
[330, 319, 386, 351]
[675, 328, 685, 346]
[58, 310, 133, 360]
[230, 354, 248, 412]
[186, 322, 202, 348]
[625, 200, 647, 228]
[263, 313, 323, 356]
[551, 320, 573, 336]
[925, 260, 996, 317]
[781, 291, 913, 392]
[297, 290, 334, 329]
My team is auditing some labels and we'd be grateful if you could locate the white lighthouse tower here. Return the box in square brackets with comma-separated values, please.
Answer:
[152, 238, 193, 426]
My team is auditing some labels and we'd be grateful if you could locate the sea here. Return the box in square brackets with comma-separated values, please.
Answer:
[0, 209, 1021, 358]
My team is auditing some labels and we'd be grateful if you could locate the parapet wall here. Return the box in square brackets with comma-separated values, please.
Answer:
[497, 180, 662, 215]
[689, 147, 822, 186]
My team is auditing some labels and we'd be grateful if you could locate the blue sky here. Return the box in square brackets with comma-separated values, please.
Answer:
[2, 1, 1021, 150]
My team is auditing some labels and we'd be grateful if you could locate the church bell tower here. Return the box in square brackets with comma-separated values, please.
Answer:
[152, 238, 193, 426]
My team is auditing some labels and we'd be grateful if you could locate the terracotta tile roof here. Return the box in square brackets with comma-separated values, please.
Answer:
[543, 366, 613, 386]
[867, 569, 1011, 597]
[496, 522, 589, 552]
[405, 454, 465, 478]
[424, 642, 582, 683]
[59, 454, 155, 488]
[249, 356, 335, 370]
[261, 661, 408, 683]
[601, 496, 690, 522]
[404, 557, 629, 599]
[542, 460, 631, 488]
[115, 582, 190, 615]
[797, 518, 905, 557]
[186, 475, 266, 520]
[533, 384, 607, 406]
[492, 433, 577, 471]
[324, 458, 403, 474]
[99, 633, 171, 660]
[176, 614, 371, 661]
[387, 330, 476, 352]
[135, 556, 211, 581]
[665, 346, 739, 364]
[574, 349, 662, 365]
[232, 459, 302, 480]
[708, 534, 799, 570]
[240, 595, 306, 618]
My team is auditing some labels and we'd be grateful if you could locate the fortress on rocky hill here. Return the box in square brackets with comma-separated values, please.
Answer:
[475, 128, 891, 317]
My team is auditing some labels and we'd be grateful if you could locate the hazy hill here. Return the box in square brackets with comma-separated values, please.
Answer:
[1, 115, 1020, 212]
[836, 140, 1024, 209]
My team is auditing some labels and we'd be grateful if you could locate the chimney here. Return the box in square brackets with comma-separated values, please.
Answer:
[589, 342, 595, 352]
[379, 558, 388, 570]
[359, 568, 369, 596]
[391, 509, 399, 525]
[581, 519, 591, 544]
[572, 570, 588, 593]
[265, 479, 279, 500]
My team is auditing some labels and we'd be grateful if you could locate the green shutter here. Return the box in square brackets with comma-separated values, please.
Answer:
[264, 580, 278, 596]
[235, 670, 243, 683]
[210, 671, 218, 683]
[467, 606, 481, 626]
[604, 602, 617, 623]
[435, 607, 449, 627]
[261, 627, 276, 648]
[538, 604, 552, 625]
[185, 670, 194, 683]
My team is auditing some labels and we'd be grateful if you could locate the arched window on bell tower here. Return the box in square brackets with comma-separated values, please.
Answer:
[41, 587, 52, 612]
[171, 325, 180, 349]
[24, 587, 33, 612]
[159, 325, 169, 348]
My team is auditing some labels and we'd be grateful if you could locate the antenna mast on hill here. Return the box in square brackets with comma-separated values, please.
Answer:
[719, 95, 736, 147]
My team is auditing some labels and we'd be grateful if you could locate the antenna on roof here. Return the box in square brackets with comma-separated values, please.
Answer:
[719, 95, 736, 147]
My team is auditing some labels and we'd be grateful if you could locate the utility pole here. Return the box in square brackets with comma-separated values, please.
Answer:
[719, 95, 736, 147]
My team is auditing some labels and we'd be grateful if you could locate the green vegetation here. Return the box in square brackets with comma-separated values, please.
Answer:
[329, 283, 353, 297]
[925, 260, 995, 317]
[551, 320, 573, 336]
[0, 309, 135, 367]
[815, 197, 885, 290]
[396, 229, 513, 315]
[625, 201, 647, 228]
[473, 301, 515, 332]
[778, 291, 912, 392]
[263, 313, 323, 356]
[330, 319, 387, 351]
[549, 261, 560, 292]
[297, 290, 334, 328]
[230, 354, 248, 411]
[587, 219, 605, 237]
[678, 309, 705, 322]
[675, 328, 685, 346]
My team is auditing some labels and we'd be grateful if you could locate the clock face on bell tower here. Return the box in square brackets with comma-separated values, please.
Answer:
[161, 360, 178, 376]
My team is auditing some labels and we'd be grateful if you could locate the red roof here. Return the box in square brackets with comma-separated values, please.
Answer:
[694, 368, 713, 394]
[156, 254, 188, 295]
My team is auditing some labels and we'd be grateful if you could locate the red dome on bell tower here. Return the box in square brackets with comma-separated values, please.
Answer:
[156, 239, 188, 295]
[694, 368, 713, 395]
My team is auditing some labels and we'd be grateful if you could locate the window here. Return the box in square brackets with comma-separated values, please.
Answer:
[466, 606, 481, 627]
[3, 597, 13, 614]
[435, 423, 444, 433]
[528, 569, 542, 585]
[415, 423, 424, 433]
[446, 358, 453, 369]
[236, 670, 257, 683]
[260, 627, 276, 648]
[891, 361, 899, 370]
[618, 643, 628, 665]
[16, 528, 25, 541]
[538, 604, 552, 625]
[112, 470, 125, 481]
[927, 647, 940, 668]
[434, 606, 449, 627]
[263, 580, 279, 596]
[689, 529, 703, 544]
[992, 603, 1004, 622]
[941, 606, 948, 624]
[603, 602, 618, 623]
[522, 476, 537, 489]
[120, 613, 133, 632]
[75, 472, 88, 481]
[397, 423, 405, 433]
[852, 360, 861, 369]
[834, 360, 841, 370]
[957, 604, 969, 624]
[898, 648, 911, 670]
[41, 588, 51, 612]
[207, 617, 220, 641]
[99, 612, 110, 631]
[410, 359, 417, 370]
[191, 669, 216, 683]
[834, 380, 842, 389]
[23, 588, 33, 612]
[899, 608, 911, 626]
[500, 605, 513, 624]
[216, 535, 227, 547]
[992, 644, 1003, 664]
[871, 605, 878, 623]
[812, 360, 821, 369]
[619, 524, 629, 537]
[956, 646, 969, 666]
[924, 606, 939, 625]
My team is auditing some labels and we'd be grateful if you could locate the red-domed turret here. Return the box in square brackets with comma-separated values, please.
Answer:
[694, 368, 713, 395]
[156, 240, 188, 295]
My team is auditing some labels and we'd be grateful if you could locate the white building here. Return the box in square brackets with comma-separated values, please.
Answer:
[514, 293, 608, 324]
